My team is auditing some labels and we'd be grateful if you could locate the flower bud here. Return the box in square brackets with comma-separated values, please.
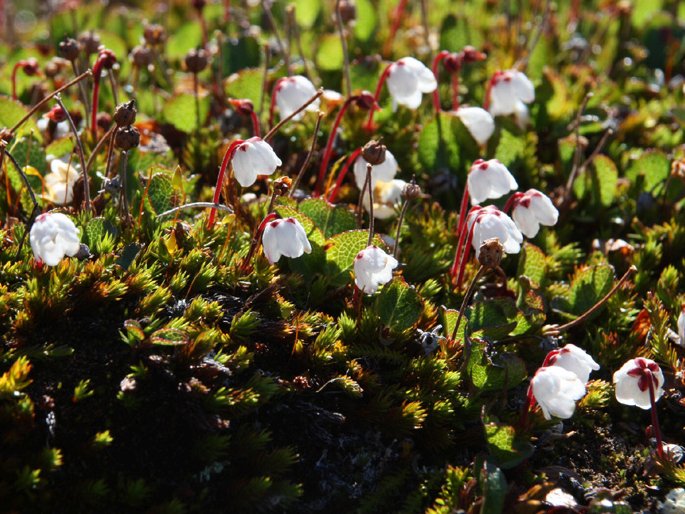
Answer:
[229, 98, 255, 115]
[354, 91, 377, 110]
[44, 58, 64, 78]
[78, 31, 101, 55]
[143, 24, 166, 46]
[97, 49, 117, 70]
[272, 176, 292, 196]
[478, 238, 503, 268]
[185, 48, 208, 73]
[338, 0, 356, 23]
[443, 53, 462, 73]
[361, 140, 387, 166]
[45, 106, 67, 123]
[461, 46, 487, 63]
[114, 126, 140, 151]
[59, 37, 81, 61]
[21, 59, 40, 76]
[130, 45, 153, 68]
[113, 100, 137, 127]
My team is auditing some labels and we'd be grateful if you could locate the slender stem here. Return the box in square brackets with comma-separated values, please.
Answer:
[328, 147, 361, 202]
[316, 96, 355, 195]
[119, 150, 130, 222]
[157, 202, 233, 218]
[519, 385, 536, 430]
[357, 158, 371, 227]
[264, 88, 323, 142]
[290, 111, 323, 195]
[545, 265, 637, 335]
[90, 70, 102, 140]
[383, 0, 409, 57]
[207, 139, 244, 228]
[455, 209, 483, 290]
[85, 124, 116, 175]
[364, 63, 393, 131]
[71, 60, 91, 130]
[562, 91, 593, 207]
[241, 211, 278, 271]
[11, 61, 22, 101]
[9, 70, 92, 135]
[4, 147, 39, 216]
[450, 183, 470, 278]
[335, 0, 352, 97]
[262, 0, 289, 72]
[249, 110, 261, 137]
[393, 197, 410, 260]
[420, 0, 430, 52]
[55, 94, 90, 213]
[104, 128, 117, 178]
[482, 73, 498, 111]
[366, 163, 374, 246]
[431, 51, 450, 113]
[450, 264, 485, 342]
[193, 72, 202, 172]
[648, 372, 664, 459]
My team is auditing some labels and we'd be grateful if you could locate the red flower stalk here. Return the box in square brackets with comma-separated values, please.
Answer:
[363, 63, 394, 132]
[90, 49, 117, 139]
[11, 58, 39, 101]
[268, 78, 287, 128]
[316, 92, 376, 196]
[207, 138, 245, 229]
[230, 99, 260, 137]
[327, 147, 362, 203]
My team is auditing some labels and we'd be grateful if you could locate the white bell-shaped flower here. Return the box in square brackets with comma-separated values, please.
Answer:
[363, 179, 407, 219]
[530, 365, 586, 420]
[275, 75, 320, 120]
[488, 69, 535, 117]
[546, 344, 600, 385]
[511, 189, 559, 238]
[455, 106, 495, 146]
[467, 159, 518, 205]
[613, 357, 665, 410]
[353, 150, 399, 189]
[386, 57, 437, 110]
[29, 212, 81, 266]
[467, 205, 522, 254]
[677, 306, 685, 346]
[261, 217, 312, 264]
[353, 245, 398, 294]
[231, 137, 282, 187]
[44, 159, 80, 205]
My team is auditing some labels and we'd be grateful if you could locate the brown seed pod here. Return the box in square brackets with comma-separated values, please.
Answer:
[338, 0, 356, 23]
[361, 139, 387, 166]
[184, 48, 208, 74]
[78, 31, 101, 55]
[114, 126, 140, 151]
[58, 37, 80, 61]
[478, 238, 504, 268]
[143, 24, 166, 46]
[113, 100, 137, 127]
[130, 45, 154, 68]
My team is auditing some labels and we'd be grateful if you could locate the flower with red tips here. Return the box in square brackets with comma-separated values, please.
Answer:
[488, 69, 534, 118]
[386, 57, 437, 109]
[510, 189, 559, 238]
[354, 246, 398, 294]
[262, 217, 312, 264]
[613, 357, 664, 409]
[274, 75, 320, 120]
[466, 159, 518, 205]
[231, 137, 282, 187]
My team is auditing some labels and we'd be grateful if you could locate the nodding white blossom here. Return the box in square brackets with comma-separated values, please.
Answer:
[363, 179, 407, 219]
[353, 150, 399, 189]
[455, 106, 495, 146]
[274, 75, 320, 120]
[44, 159, 80, 205]
[231, 137, 282, 187]
[354, 245, 398, 294]
[488, 69, 535, 118]
[545, 344, 600, 385]
[510, 189, 559, 238]
[386, 57, 437, 110]
[613, 357, 665, 410]
[467, 205, 523, 255]
[261, 217, 312, 264]
[530, 365, 586, 420]
[678, 306, 685, 347]
[29, 212, 81, 267]
[467, 159, 518, 205]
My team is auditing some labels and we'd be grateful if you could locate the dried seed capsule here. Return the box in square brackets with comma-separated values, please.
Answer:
[185, 48, 208, 73]
[338, 0, 356, 23]
[361, 140, 386, 166]
[78, 31, 101, 55]
[114, 126, 140, 151]
[113, 100, 137, 127]
[402, 181, 422, 201]
[58, 37, 80, 61]
[143, 24, 166, 46]
[478, 238, 504, 268]
[130, 45, 154, 68]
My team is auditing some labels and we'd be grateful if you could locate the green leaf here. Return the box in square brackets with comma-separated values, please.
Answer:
[162, 93, 210, 133]
[84, 217, 118, 252]
[45, 137, 75, 160]
[441, 307, 466, 342]
[493, 126, 525, 168]
[418, 113, 460, 173]
[294, 0, 320, 28]
[147, 173, 175, 214]
[353, 0, 377, 41]
[517, 243, 546, 288]
[324, 229, 385, 286]
[299, 198, 356, 238]
[316, 35, 344, 72]
[483, 418, 534, 469]
[0, 96, 42, 141]
[225, 68, 264, 110]
[150, 328, 189, 346]
[10, 136, 46, 172]
[626, 150, 670, 194]
[468, 340, 526, 391]
[573, 154, 618, 208]
[554, 263, 615, 317]
[375, 279, 423, 332]
[478, 461, 507, 514]
[166, 23, 203, 60]
[469, 299, 518, 340]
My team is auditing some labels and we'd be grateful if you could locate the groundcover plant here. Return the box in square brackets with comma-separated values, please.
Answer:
[1, 0, 685, 512]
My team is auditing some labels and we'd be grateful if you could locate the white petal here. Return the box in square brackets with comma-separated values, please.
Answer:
[456, 107, 494, 146]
